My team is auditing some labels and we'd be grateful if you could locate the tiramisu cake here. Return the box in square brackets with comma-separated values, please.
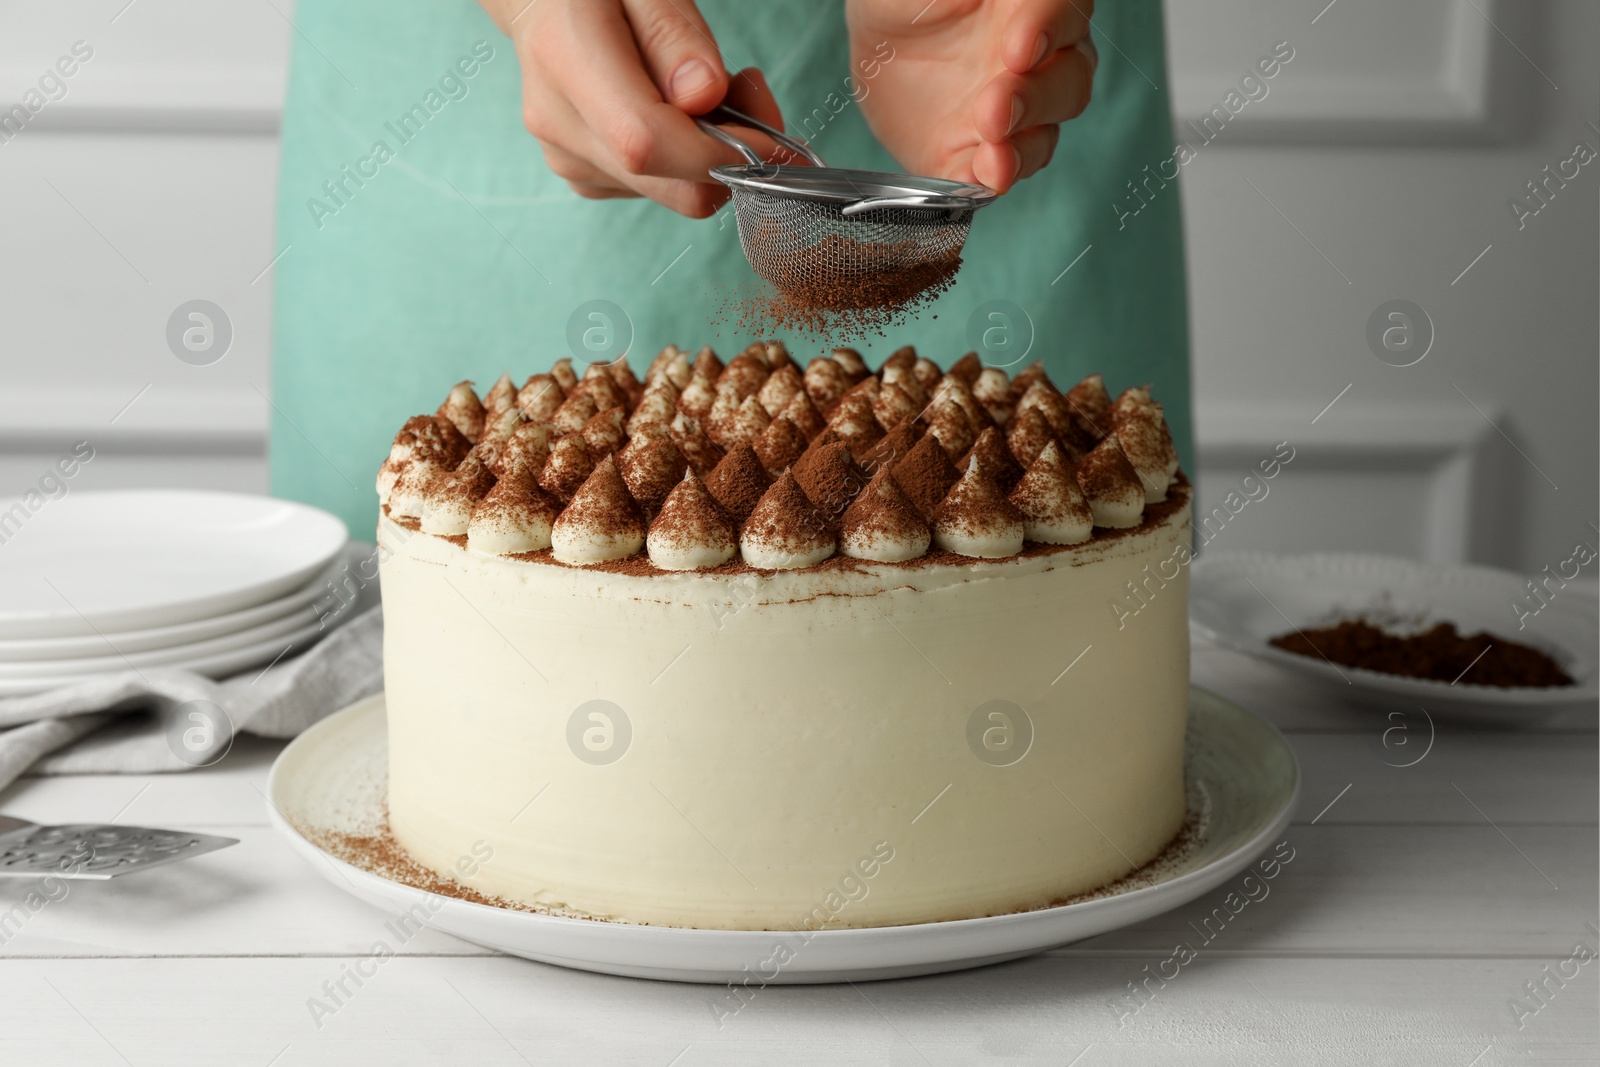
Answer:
[375, 342, 1192, 930]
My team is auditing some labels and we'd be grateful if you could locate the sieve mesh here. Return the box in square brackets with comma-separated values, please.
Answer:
[726, 186, 975, 292]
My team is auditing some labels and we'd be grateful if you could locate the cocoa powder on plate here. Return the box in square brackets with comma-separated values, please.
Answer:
[1269, 619, 1573, 688]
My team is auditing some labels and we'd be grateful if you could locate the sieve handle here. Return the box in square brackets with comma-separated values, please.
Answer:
[840, 192, 995, 217]
[842, 195, 948, 217]
[695, 105, 828, 169]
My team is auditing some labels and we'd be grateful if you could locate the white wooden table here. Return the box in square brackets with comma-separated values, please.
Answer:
[2, 638, 1595, 1066]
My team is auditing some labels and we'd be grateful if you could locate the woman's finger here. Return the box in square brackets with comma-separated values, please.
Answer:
[974, 44, 1095, 143]
[1012, 123, 1062, 181]
[567, 182, 641, 201]
[629, 174, 732, 216]
[722, 66, 792, 155]
[1003, 0, 1094, 74]
[515, 8, 775, 214]
[971, 124, 1059, 192]
[526, 70, 728, 215]
[533, 1, 736, 183]
[540, 143, 622, 188]
[621, 0, 728, 113]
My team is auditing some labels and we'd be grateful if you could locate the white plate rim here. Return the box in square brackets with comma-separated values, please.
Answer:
[0, 602, 331, 677]
[0, 615, 334, 696]
[0, 490, 347, 639]
[1191, 550, 1599, 708]
[0, 556, 348, 663]
[265, 689, 1301, 984]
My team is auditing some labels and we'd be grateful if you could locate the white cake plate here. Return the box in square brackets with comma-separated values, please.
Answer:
[267, 688, 1298, 984]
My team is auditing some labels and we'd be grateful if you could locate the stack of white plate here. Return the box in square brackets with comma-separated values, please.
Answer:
[0, 490, 349, 697]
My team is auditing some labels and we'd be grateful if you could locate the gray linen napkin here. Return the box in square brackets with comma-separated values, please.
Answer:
[0, 543, 383, 795]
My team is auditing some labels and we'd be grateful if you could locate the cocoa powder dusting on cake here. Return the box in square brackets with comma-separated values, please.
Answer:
[539, 434, 595, 503]
[432, 453, 496, 508]
[1270, 620, 1573, 688]
[947, 351, 983, 384]
[703, 444, 772, 524]
[891, 434, 962, 520]
[692, 346, 724, 381]
[488, 480, 1192, 578]
[752, 415, 809, 477]
[782, 390, 828, 440]
[647, 471, 738, 564]
[881, 346, 917, 373]
[791, 441, 868, 526]
[431, 414, 473, 462]
[560, 455, 645, 540]
[862, 420, 921, 474]
[960, 426, 1023, 492]
[840, 467, 927, 542]
[387, 349, 1195, 572]
[743, 470, 835, 553]
[934, 460, 1022, 537]
[1076, 438, 1140, 497]
[619, 438, 688, 517]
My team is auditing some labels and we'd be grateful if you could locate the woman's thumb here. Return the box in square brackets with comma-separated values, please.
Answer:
[622, 0, 728, 113]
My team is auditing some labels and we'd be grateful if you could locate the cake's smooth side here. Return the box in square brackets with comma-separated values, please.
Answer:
[379, 494, 1192, 930]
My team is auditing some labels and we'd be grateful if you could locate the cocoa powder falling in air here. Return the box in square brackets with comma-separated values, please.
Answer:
[717, 233, 962, 339]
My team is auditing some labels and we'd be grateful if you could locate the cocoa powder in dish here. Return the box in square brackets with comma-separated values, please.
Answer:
[1269, 619, 1573, 688]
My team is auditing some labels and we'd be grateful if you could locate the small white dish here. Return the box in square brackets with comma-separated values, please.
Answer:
[1190, 551, 1598, 716]
[0, 614, 332, 697]
[0, 490, 347, 639]
[267, 689, 1299, 985]
[0, 556, 346, 662]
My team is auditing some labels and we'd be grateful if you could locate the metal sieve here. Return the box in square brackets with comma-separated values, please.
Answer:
[696, 106, 997, 292]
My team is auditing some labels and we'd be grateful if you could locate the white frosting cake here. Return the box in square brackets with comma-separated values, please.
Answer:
[375, 342, 1193, 929]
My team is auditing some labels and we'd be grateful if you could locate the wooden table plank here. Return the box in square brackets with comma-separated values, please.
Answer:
[0, 826, 487, 959]
[1287, 729, 1597, 826]
[0, 735, 282, 828]
[1071, 824, 1593, 957]
[1, 955, 1593, 1066]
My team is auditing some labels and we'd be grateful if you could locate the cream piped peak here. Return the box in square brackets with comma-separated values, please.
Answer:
[740, 470, 835, 570]
[648, 469, 738, 571]
[550, 454, 646, 564]
[933, 456, 1025, 559]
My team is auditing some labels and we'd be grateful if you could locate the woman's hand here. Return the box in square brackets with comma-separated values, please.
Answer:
[847, 0, 1097, 192]
[479, 0, 788, 217]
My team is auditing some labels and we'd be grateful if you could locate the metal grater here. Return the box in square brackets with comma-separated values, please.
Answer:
[0, 814, 238, 879]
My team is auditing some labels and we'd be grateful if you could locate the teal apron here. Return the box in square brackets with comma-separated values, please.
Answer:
[269, 0, 1191, 536]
